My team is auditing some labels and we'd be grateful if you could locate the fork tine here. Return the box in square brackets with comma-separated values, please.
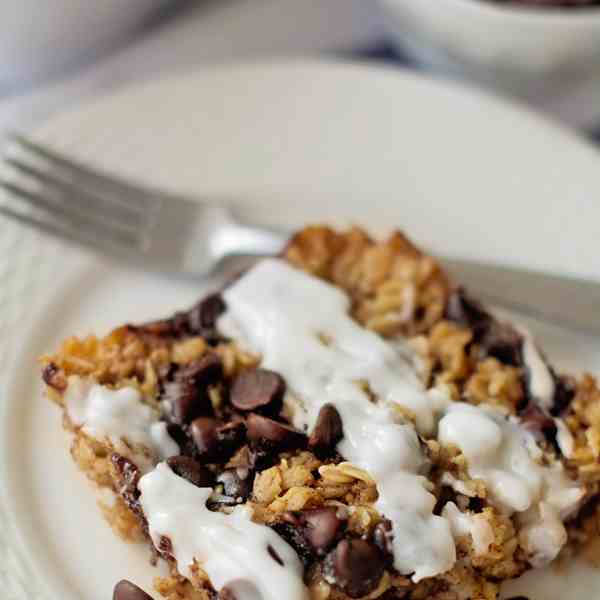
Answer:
[0, 179, 141, 248]
[8, 133, 156, 209]
[0, 202, 136, 256]
[4, 156, 144, 228]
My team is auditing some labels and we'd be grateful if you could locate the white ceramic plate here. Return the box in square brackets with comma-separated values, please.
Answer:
[2, 60, 600, 600]
[377, 0, 600, 130]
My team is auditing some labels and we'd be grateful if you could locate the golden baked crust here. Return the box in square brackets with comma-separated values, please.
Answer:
[284, 226, 450, 337]
[41, 225, 599, 600]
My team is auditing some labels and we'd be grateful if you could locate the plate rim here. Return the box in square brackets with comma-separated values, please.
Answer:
[34, 56, 600, 154]
[2, 57, 600, 600]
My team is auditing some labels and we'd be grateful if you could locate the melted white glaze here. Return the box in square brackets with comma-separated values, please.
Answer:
[520, 328, 555, 410]
[139, 463, 308, 600]
[438, 403, 582, 514]
[219, 258, 455, 581]
[517, 502, 568, 567]
[438, 403, 584, 565]
[442, 502, 494, 556]
[64, 376, 178, 471]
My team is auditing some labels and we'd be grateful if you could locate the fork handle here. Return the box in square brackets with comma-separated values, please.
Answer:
[213, 220, 600, 338]
[441, 258, 600, 336]
[211, 220, 287, 260]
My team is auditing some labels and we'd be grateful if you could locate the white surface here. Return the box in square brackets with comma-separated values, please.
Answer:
[220, 258, 455, 581]
[2, 0, 600, 133]
[1, 61, 600, 600]
[140, 463, 307, 600]
[0, 0, 381, 135]
[0, 0, 170, 88]
[379, 0, 600, 128]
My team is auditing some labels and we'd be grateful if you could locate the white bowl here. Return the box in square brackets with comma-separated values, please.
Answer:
[378, 0, 600, 102]
[1, 0, 171, 88]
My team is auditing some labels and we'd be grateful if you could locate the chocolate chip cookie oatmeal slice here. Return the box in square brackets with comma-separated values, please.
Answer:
[41, 226, 600, 600]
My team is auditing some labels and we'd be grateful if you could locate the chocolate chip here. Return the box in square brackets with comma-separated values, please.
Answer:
[267, 544, 284, 566]
[468, 497, 486, 513]
[113, 580, 153, 600]
[173, 311, 193, 335]
[294, 507, 345, 554]
[246, 414, 306, 449]
[476, 320, 523, 366]
[133, 293, 226, 342]
[162, 354, 223, 424]
[230, 369, 285, 414]
[445, 288, 523, 366]
[166, 422, 186, 445]
[308, 404, 343, 456]
[131, 319, 175, 337]
[246, 444, 274, 472]
[191, 417, 220, 458]
[520, 403, 557, 439]
[324, 539, 385, 598]
[166, 422, 197, 457]
[42, 362, 67, 392]
[177, 353, 223, 385]
[162, 380, 199, 425]
[216, 420, 246, 451]
[158, 535, 174, 560]
[270, 522, 315, 568]
[372, 519, 394, 561]
[433, 486, 457, 516]
[111, 454, 142, 515]
[216, 467, 254, 502]
[445, 288, 491, 329]
[519, 402, 565, 454]
[188, 294, 226, 333]
[551, 375, 577, 416]
[191, 418, 246, 463]
[167, 455, 214, 487]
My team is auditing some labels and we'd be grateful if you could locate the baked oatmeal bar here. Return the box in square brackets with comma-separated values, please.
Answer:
[41, 226, 600, 600]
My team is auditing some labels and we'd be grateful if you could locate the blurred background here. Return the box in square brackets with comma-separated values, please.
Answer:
[3, 0, 600, 139]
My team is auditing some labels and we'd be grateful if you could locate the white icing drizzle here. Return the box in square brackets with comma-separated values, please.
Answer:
[438, 403, 584, 565]
[219, 258, 455, 582]
[438, 403, 582, 515]
[442, 502, 494, 556]
[64, 376, 179, 472]
[520, 328, 555, 410]
[517, 501, 568, 567]
[554, 418, 575, 459]
[139, 463, 308, 600]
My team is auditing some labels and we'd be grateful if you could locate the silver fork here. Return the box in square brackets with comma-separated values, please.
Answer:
[0, 133, 285, 275]
[2, 133, 600, 336]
